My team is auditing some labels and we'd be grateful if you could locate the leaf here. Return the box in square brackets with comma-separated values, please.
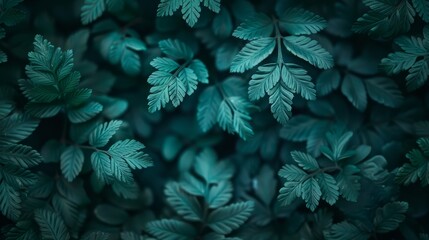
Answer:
[316, 173, 339, 206]
[157, 0, 181, 16]
[217, 97, 254, 140]
[374, 201, 409, 233]
[230, 38, 276, 73]
[0, 144, 42, 168]
[151, 57, 180, 72]
[145, 219, 197, 240]
[316, 69, 341, 96]
[181, 0, 201, 27]
[365, 77, 403, 108]
[336, 165, 361, 202]
[232, 13, 274, 40]
[249, 63, 281, 101]
[290, 151, 319, 171]
[207, 201, 254, 234]
[90, 151, 111, 183]
[0, 182, 21, 221]
[109, 139, 152, 169]
[194, 149, 234, 184]
[283, 36, 334, 69]
[165, 182, 203, 221]
[282, 63, 316, 100]
[81, 0, 105, 24]
[279, 8, 327, 35]
[324, 221, 369, 240]
[88, 120, 123, 147]
[207, 181, 233, 208]
[268, 80, 293, 125]
[159, 39, 194, 60]
[60, 145, 84, 182]
[34, 208, 70, 240]
[301, 177, 322, 211]
[413, 0, 429, 22]
[197, 86, 222, 132]
[341, 74, 367, 111]
[67, 101, 103, 124]
[406, 58, 429, 91]
[203, 0, 220, 13]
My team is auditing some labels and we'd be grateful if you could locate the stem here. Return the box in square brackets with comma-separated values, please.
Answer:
[305, 165, 341, 180]
[272, 16, 283, 65]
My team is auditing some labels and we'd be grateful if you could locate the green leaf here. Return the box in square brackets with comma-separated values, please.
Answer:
[88, 120, 123, 147]
[336, 165, 361, 202]
[283, 36, 334, 69]
[159, 39, 194, 60]
[151, 57, 180, 72]
[230, 38, 276, 73]
[324, 221, 369, 240]
[181, 0, 201, 27]
[0, 144, 42, 168]
[0, 182, 21, 221]
[374, 201, 409, 233]
[365, 77, 403, 108]
[109, 139, 152, 169]
[268, 80, 293, 125]
[406, 58, 429, 91]
[165, 182, 203, 221]
[316, 173, 339, 206]
[194, 149, 234, 184]
[0, 113, 39, 144]
[341, 74, 367, 111]
[34, 208, 70, 240]
[60, 145, 84, 182]
[282, 63, 316, 100]
[81, 0, 105, 24]
[217, 96, 254, 140]
[413, 0, 429, 22]
[301, 177, 322, 211]
[67, 101, 103, 124]
[157, 0, 181, 16]
[290, 150, 319, 171]
[207, 201, 254, 234]
[232, 13, 274, 40]
[316, 69, 341, 96]
[91, 151, 111, 183]
[197, 86, 222, 132]
[207, 181, 233, 209]
[146, 219, 197, 240]
[188, 59, 209, 83]
[249, 63, 281, 101]
[203, 0, 220, 13]
[279, 8, 327, 35]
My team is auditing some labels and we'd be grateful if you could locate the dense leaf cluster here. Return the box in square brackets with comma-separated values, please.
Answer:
[0, 0, 428, 239]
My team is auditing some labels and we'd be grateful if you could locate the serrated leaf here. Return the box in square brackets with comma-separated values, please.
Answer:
[81, 0, 105, 24]
[197, 86, 222, 132]
[232, 13, 274, 40]
[146, 219, 197, 240]
[0, 182, 21, 221]
[207, 201, 254, 234]
[34, 208, 70, 240]
[374, 201, 408, 233]
[336, 165, 361, 202]
[324, 221, 369, 240]
[341, 74, 367, 111]
[279, 8, 327, 35]
[165, 182, 203, 221]
[230, 38, 275, 73]
[248, 63, 281, 101]
[301, 177, 322, 211]
[316, 173, 339, 206]
[365, 77, 403, 108]
[88, 120, 123, 147]
[291, 151, 319, 171]
[283, 36, 333, 69]
[60, 145, 84, 182]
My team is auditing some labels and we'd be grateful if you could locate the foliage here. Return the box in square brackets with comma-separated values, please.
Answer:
[0, 0, 428, 239]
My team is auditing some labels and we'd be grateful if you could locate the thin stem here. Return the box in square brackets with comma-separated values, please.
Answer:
[272, 16, 283, 65]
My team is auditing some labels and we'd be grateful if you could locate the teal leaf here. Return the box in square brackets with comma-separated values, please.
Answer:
[283, 36, 334, 69]
[165, 182, 203, 221]
[374, 201, 409, 233]
[279, 8, 327, 35]
[81, 0, 105, 24]
[88, 120, 123, 148]
[365, 77, 403, 108]
[341, 74, 367, 111]
[60, 145, 84, 182]
[230, 38, 276, 73]
[232, 13, 274, 40]
[34, 208, 70, 240]
[207, 201, 254, 234]
[146, 219, 197, 240]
